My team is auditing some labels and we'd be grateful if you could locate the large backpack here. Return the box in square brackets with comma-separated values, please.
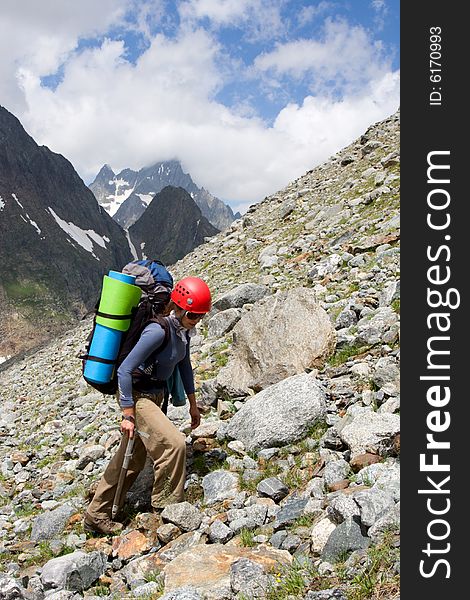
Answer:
[81, 259, 174, 395]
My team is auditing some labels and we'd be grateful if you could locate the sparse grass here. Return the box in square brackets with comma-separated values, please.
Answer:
[265, 559, 329, 600]
[391, 299, 400, 313]
[305, 421, 329, 441]
[290, 513, 319, 529]
[238, 461, 283, 493]
[343, 530, 400, 600]
[328, 344, 370, 367]
[91, 585, 111, 597]
[239, 527, 256, 547]
[15, 501, 38, 518]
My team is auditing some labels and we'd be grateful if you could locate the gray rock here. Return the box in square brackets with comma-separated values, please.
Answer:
[356, 307, 398, 345]
[379, 280, 400, 307]
[43, 592, 82, 600]
[321, 518, 370, 563]
[256, 477, 289, 502]
[245, 504, 268, 526]
[336, 407, 400, 458]
[40, 550, 107, 592]
[160, 587, 204, 600]
[207, 308, 243, 338]
[372, 357, 400, 395]
[209, 520, 234, 544]
[280, 534, 301, 552]
[161, 502, 202, 532]
[230, 517, 256, 534]
[323, 459, 351, 488]
[327, 495, 360, 524]
[353, 488, 396, 528]
[30, 503, 76, 542]
[230, 558, 269, 598]
[213, 284, 268, 311]
[202, 470, 239, 505]
[132, 581, 165, 598]
[0, 575, 27, 599]
[75, 445, 105, 470]
[368, 502, 400, 542]
[216, 288, 335, 395]
[270, 530, 288, 548]
[335, 309, 357, 330]
[274, 496, 309, 530]
[224, 373, 327, 451]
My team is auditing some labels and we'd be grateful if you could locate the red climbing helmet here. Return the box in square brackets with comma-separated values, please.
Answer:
[171, 277, 212, 313]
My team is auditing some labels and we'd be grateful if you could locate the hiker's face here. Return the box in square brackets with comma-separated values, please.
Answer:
[174, 307, 205, 329]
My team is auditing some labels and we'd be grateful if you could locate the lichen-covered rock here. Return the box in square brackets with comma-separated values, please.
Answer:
[216, 288, 335, 395]
[223, 373, 327, 451]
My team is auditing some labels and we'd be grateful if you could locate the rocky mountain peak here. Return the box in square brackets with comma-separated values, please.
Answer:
[129, 185, 219, 265]
[0, 106, 132, 360]
[89, 160, 236, 231]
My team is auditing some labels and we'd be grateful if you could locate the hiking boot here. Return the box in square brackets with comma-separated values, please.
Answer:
[83, 512, 124, 535]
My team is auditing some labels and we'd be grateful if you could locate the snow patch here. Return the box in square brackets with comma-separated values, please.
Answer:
[125, 230, 138, 260]
[12, 193, 24, 209]
[0, 355, 12, 365]
[135, 193, 153, 205]
[0, 196, 5, 211]
[48, 207, 109, 260]
[102, 177, 135, 216]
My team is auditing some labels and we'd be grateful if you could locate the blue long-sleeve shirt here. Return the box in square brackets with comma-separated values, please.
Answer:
[117, 320, 195, 408]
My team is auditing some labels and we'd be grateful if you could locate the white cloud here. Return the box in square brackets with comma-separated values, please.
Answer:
[254, 18, 390, 94]
[297, 2, 333, 28]
[371, 0, 389, 31]
[1, 4, 399, 214]
[178, 0, 285, 41]
[0, 0, 131, 110]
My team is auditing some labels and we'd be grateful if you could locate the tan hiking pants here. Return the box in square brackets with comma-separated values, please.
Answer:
[86, 392, 186, 519]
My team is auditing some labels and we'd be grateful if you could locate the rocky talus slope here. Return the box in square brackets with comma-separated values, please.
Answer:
[0, 112, 400, 600]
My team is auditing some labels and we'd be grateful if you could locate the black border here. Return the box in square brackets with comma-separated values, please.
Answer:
[401, 2, 465, 596]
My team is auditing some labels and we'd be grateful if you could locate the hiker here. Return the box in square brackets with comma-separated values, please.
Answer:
[84, 276, 212, 535]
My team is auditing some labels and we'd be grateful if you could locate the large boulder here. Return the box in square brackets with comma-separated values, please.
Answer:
[163, 544, 291, 598]
[222, 372, 327, 451]
[216, 287, 335, 395]
[40, 551, 107, 593]
[336, 406, 400, 458]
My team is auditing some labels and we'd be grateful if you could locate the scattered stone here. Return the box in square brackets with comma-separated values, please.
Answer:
[274, 496, 309, 530]
[230, 557, 269, 598]
[30, 503, 76, 542]
[256, 477, 289, 503]
[41, 550, 107, 593]
[202, 471, 239, 505]
[311, 518, 337, 555]
[336, 407, 400, 458]
[216, 288, 335, 395]
[157, 523, 181, 545]
[209, 520, 233, 544]
[161, 502, 203, 532]
[321, 518, 370, 563]
[212, 284, 268, 311]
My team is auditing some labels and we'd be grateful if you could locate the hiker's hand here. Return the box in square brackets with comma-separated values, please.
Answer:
[121, 416, 135, 439]
[189, 405, 201, 430]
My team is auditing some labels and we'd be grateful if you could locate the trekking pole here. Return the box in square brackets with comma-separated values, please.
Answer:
[111, 431, 135, 519]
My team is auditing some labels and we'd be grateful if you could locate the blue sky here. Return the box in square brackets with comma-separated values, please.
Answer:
[0, 1, 399, 213]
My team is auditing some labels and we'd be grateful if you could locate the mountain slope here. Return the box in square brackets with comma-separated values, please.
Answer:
[89, 160, 237, 230]
[128, 185, 219, 265]
[0, 111, 400, 599]
[0, 106, 133, 358]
